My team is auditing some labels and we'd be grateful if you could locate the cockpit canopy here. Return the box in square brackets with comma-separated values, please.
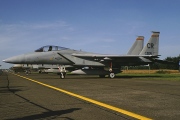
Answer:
[35, 45, 68, 52]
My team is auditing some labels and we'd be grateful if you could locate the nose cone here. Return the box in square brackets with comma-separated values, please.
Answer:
[3, 54, 25, 64]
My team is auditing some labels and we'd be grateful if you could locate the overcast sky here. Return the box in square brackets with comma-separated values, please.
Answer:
[1, 0, 180, 69]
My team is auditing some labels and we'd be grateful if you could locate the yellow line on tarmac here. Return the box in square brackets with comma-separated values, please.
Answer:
[13, 73, 152, 120]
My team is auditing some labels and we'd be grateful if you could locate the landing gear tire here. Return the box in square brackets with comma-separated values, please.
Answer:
[109, 72, 115, 79]
[60, 72, 66, 79]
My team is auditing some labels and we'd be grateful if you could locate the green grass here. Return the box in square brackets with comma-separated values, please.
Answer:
[116, 73, 180, 81]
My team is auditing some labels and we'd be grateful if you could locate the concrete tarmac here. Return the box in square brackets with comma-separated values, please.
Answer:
[1, 72, 180, 120]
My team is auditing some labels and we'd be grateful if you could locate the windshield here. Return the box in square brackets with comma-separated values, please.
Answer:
[35, 45, 68, 52]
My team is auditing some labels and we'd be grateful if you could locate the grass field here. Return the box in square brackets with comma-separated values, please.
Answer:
[122, 69, 179, 74]
[117, 70, 180, 81]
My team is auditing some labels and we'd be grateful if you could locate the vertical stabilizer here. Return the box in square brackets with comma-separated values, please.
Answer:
[127, 36, 144, 55]
[140, 31, 160, 56]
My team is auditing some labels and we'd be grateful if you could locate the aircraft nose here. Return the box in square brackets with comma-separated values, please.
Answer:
[2, 55, 25, 64]
[3, 57, 19, 63]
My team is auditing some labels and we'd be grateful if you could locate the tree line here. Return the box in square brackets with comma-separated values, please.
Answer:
[124, 55, 180, 70]
[151, 55, 180, 70]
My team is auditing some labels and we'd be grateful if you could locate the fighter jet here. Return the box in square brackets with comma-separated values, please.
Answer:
[3, 31, 160, 79]
[10, 35, 144, 74]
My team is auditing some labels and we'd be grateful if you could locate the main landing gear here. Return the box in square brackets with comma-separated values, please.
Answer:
[99, 72, 115, 78]
[109, 72, 115, 78]
[108, 62, 116, 79]
[58, 65, 66, 79]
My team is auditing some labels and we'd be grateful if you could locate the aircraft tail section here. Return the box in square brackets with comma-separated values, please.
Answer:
[140, 31, 160, 56]
[127, 36, 144, 55]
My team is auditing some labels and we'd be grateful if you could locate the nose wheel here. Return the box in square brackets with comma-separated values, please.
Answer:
[58, 65, 66, 79]
[60, 72, 66, 79]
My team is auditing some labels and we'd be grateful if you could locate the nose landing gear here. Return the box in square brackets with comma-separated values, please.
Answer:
[58, 65, 66, 79]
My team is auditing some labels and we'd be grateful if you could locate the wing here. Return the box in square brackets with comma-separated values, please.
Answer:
[57, 52, 160, 67]
[71, 53, 160, 66]
[72, 53, 159, 59]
